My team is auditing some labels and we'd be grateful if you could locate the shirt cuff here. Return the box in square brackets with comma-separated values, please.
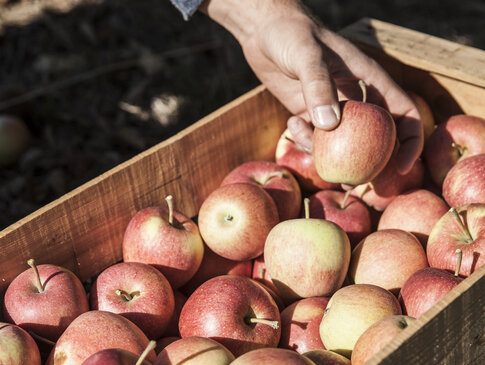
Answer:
[170, 0, 205, 21]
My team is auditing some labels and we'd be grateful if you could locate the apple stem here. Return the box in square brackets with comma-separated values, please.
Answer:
[27, 259, 44, 293]
[451, 142, 466, 157]
[455, 249, 463, 277]
[165, 195, 174, 226]
[259, 267, 266, 279]
[248, 317, 279, 329]
[136, 340, 156, 365]
[358, 182, 372, 199]
[304, 197, 310, 219]
[28, 330, 55, 346]
[450, 208, 473, 243]
[261, 171, 286, 185]
[116, 289, 134, 301]
[359, 80, 367, 103]
[341, 190, 352, 209]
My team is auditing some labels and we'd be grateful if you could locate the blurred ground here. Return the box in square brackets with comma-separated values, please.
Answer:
[1, 0, 485, 229]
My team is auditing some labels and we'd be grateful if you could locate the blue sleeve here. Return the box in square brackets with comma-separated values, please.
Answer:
[170, 0, 205, 21]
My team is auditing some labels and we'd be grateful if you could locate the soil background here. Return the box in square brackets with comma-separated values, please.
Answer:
[1, 0, 485, 230]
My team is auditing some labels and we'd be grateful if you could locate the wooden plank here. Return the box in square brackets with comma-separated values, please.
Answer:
[0, 85, 289, 294]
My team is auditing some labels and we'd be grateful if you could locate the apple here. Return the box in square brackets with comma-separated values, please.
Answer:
[275, 129, 340, 193]
[0, 114, 32, 167]
[351, 315, 415, 365]
[220, 160, 302, 221]
[407, 91, 435, 143]
[122, 195, 204, 289]
[308, 189, 372, 248]
[252, 255, 281, 296]
[81, 341, 156, 365]
[312, 83, 396, 185]
[424, 114, 485, 186]
[378, 189, 449, 247]
[264, 198, 351, 302]
[89, 262, 175, 340]
[155, 337, 180, 354]
[302, 349, 350, 365]
[319, 284, 402, 357]
[231, 348, 315, 364]
[178, 275, 281, 357]
[162, 291, 186, 337]
[427, 204, 485, 276]
[2, 259, 89, 341]
[442, 154, 485, 207]
[198, 183, 279, 261]
[279, 297, 330, 353]
[47, 310, 156, 365]
[0, 322, 41, 365]
[154, 337, 235, 365]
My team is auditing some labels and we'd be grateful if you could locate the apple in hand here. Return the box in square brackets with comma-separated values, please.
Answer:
[231, 348, 315, 365]
[198, 183, 279, 261]
[303, 349, 350, 364]
[122, 195, 204, 289]
[178, 275, 281, 357]
[351, 315, 415, 365]
[0, 322, 41, 365]
[82, 341, 156, 365]
[3, 259, 89, 341]
[89, 262, 175, 340]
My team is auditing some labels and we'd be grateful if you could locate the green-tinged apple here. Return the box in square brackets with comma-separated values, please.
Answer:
[154, 337, 235, 365]
[2, 259, 89, 341]
[442, 154, 485, 207]
[0, 322, 41, 365]
[351, 315, 415, 365]
[198, 183, 279, 261]
[319, 284, 402, 357]
[264, 198, 350, 302]
[303, 349, 350, 365]
[279, 297, 330, 353]
[46, 310, 156, 365]
[425, 114, 485, 186]
[122, 195, 204, 289]
[275, 129, 340, 193]
[407, 91, 435, 143]
[178, 275, 281, 357]
[378, 189, 449, 247]
[231, 348, 315, 364]
[427, 204, 485, 276]
[89, 262, 175, 340]
[220, 160, 302, 221]
[162, 291, 186, 337]
[81, 341, 156, 365]
[0, 114, 32, 167]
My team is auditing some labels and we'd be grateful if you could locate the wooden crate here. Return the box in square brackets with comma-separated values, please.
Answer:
[0, 17, 484, 364]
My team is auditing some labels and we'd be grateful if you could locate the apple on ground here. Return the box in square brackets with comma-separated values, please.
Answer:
[303, 349, 350, 365]
[161, 291, 186, 337]
[178, 275, 281, 357]
[231, 348, 315, 365]
[349, 229, 428, 295]
[319, 284, 402, 358]
[122, 195, 204, 289]
[81, 341, 156, 365]
[378, 189, 449, 247]
[89, 262, 175, 340]
[2, 259, 89, 341]
[351, 315, 415, 365]
[0, 322, 41, 365]
[154, 337, 235, 365]
[198, 183, 279, 261]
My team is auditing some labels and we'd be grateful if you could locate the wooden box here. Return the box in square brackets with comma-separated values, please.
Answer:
[0, 18, 484, 364]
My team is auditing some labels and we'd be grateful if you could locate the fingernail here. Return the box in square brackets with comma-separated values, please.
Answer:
[312, 105, 340, 130]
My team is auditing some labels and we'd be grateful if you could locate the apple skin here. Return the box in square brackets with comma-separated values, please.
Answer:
[155, 337, 180, 354]
[378, 189, 449, 247]
[264, 218, 350, 302]
[122, 205, 204, 289]
[154, 337, 235, 365]
[231, 348, 315, 365]
[319, 284, 402, 358]
[162, 291, 187, 337]
[275, 129, 340, 193]
[46, 310, 156, 365]
[312, 100, 396, 185]
[81, 348, 151, 365]
[302, 349, 350, 365]
[2, 263, 89, 341]
[399, 267, 463, 318]
[407, 91, 435, 143]
[279, 297, 330, 354]
[198, 183, 279, 261]
[351, 315, 415, 365]
[442, 154, 485, 207]
[178, 275, 281, 357]
[0, 322, 41, 365]
[349, 229, 428, 295]
[424, 114, 485, 186]
[308, 189, 372, 249]
[427, 204, 485, 277]
[252, 255, 280, 295]
[89, 262, 175, 340]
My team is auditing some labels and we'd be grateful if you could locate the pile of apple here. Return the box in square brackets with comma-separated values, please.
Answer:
[1, 88, 485, 365]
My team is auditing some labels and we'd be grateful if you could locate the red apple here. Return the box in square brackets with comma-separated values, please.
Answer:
[0, 322, 41, 365]
[303, 349, 350, 364]
[425, 114, 485, 186]
[442, 154, 485, 207]
[220, 160, 302, 221]
[155, 337, 180, 354]
[122, 195, 204, 289]
[81, 341, 155, 365]
[178, 275, 281, 357]
[3, 259, 89, 341]
[198, 183, 279, 261]
[378, 189, 449, 247]
[89, 262, 175, 340]
[407, 91, 435, 143]
[231, 348, 315, 364]
[252, 255, 280, 295]
[162, 291, 186, 337]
